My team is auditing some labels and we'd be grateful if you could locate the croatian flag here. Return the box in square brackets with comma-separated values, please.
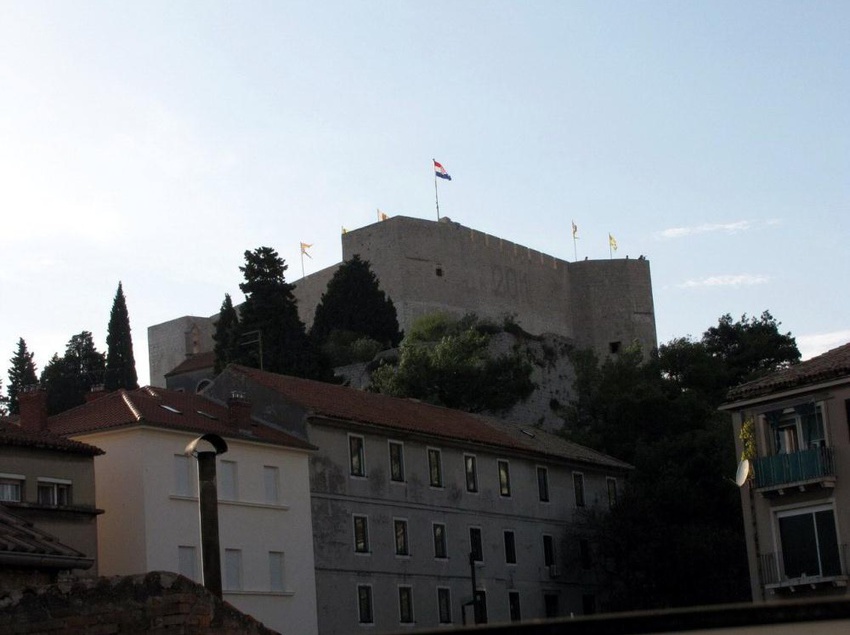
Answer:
[433, 159, 452, 181]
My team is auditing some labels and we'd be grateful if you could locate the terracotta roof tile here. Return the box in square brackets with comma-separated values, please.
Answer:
[47, 387, 315, 451]
[165, 351, 215, 377]
[229, 365, 631, 470]
[0, 421, 104, 456]
[726, 341, 850, 403]
[0, 505, 91, 564]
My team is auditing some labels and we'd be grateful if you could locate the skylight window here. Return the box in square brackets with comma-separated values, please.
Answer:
[521, 429, 535, 438]
[160, 405, 182, 414]
[196, 410, 218, 420]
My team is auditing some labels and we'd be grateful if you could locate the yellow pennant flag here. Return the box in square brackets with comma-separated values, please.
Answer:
[572, 221, 578, 239]
[300, 242, 313, 258]
[341, 226, 348, 234]
[378, 209, 388, 221]
[608, 233, 618, 251]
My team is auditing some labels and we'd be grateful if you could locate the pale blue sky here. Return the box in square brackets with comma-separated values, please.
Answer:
[1, 2, 848, 386]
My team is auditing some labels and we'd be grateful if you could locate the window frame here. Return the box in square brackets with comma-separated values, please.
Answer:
[774, 503, 842, 579]
[398, 585, 415, 624]
[464, 454, 478, 493]
[394, 517, 411, 557]
[349, 434, 366, 477]
[388, 440, 405, 483]
[353, 514, 370, 554]
[173, 455, 193, 497]
[543, 533, 555, 567]
[177, 545, 198, 582]
[436, 586, 452, 624]
[427, 447, 443, 488]
[36, 478, 71, 506]
[219, 460, 238, 501]
[470, 526, 484, 563]
[497, 459, 511, 497]
[269, 551, 285, 592]
[508, 590, 522, 622]
[504, 530, 517, 565]
[263, 465, 281, 504]
[537, 466, 550, 503]
[573, 472, 586, 508]
[357, 584, 374, 624]
[0, 474, 24, 503]
[224, 548, 243, 591]
[433, 522, 448, 560]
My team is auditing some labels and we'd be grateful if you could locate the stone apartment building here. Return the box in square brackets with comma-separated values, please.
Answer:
[722, 341, 850, 601]
[206, 364, 632, 633]
[148, 215, 657, 388]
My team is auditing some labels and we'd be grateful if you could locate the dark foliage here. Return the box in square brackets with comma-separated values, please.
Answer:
[40, 332, 106, 415]
[213, 293, 241, 374]
[105, 282, 139, 391]
[7, 337, 38, 415]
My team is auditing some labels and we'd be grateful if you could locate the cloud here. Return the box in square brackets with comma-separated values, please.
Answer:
[659, 221, 752, 239]
[797, 330, 850, 361]
[676, 274, 769, 289]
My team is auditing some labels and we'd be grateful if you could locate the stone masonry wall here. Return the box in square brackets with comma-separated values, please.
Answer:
[0, 571, 279, 635]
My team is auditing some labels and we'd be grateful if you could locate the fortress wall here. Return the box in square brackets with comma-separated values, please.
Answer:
[567, 258, 657, 358]
[342, 217, 575, 338]
[292, 262, 342, 328]
[148, 316, 215, 388]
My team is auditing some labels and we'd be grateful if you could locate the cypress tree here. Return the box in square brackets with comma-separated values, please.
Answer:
[105, 282, 139, 391]
[213, 293, 241, 374]
[7, 337, 38, 415]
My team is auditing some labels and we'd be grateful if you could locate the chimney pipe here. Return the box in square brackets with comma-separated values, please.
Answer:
[227, 391, 253, 430]
[18, 385, 48, 432]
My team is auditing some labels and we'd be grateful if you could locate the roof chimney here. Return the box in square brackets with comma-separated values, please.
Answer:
[85, 384, 108, 403]
[19, 385, 49, 432]
[227, 391, 253, 430]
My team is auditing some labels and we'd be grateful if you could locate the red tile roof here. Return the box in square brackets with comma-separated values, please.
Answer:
[0, 420, 104, 456]
[47, 387, 315, 451]
[0, 505, 92, 568]
[726, 341, 850, 403]
[228, 365, 631, 470]
[165, 351, 215, 377]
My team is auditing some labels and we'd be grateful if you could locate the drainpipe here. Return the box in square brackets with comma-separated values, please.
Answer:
[184, 434, 228, 598]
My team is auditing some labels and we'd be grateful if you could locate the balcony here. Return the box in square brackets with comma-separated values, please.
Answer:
[753, 446, 836, 494]
[760, 546, 848, 594]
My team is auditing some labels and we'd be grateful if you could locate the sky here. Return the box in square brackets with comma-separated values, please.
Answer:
[1, 1, 848, 388]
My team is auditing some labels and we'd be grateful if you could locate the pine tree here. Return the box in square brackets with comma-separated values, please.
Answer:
[237, 247, 332, 380]
[310, 255, 402, 348]
[7, 337, 38, 415]
[213, 293, 241, 374]
[105, 282, 139, 391]
[41, 332, 106, 415]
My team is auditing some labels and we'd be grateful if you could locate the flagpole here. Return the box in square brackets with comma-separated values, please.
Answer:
[301, 249, 305, 278]
[573, 235, 577, 261]
[434, 172, 440, 221]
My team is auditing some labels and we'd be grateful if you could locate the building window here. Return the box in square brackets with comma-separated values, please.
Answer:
[177, 546, 197, 581]
[357, 585, 374, 624]
[776, 505, 841, 579]
[543, 534, 555, 567]
[398, 586, 414, 623]
[264, 466, 280, 504]
[428, 448, 443, 487]
[395, 519, 410, 556]
[0, 475, 24, 502]
[224, 549, 243, 591]
[470, 527, 483, 562]
[504, 530, 516, 564]
[37, 479, 71, 506]
[609, 341, 621, 355]
[349, 435, 366, 477]
[497, 460, 511, 497]
[580, 539, 592, 569]
[219, 460, 237, 500]
[353, 515, 370, 554]
[508, 591, 521, 622]
[766, 403, 827, 455]
[433, 522, 447, 559]
[607, 477, 618, 508]
[573, 472, 585, 507]
[437, 587, 452, 624]
[174, 455, 192, 496]
[537, 466, 550, 502]
[582, 594, 597, 615]
[389, 441, 405, 482]
[464, 454, 478, 492]
[474, 590, 488, 624]
[269, 551, 285, 591]
[544, 593, 559, 618]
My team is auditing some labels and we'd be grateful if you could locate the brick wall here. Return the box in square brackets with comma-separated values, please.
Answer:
[0, 571, 279, 635]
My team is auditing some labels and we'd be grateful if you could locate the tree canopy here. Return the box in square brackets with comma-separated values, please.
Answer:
[105, 282, 138, 391]
[40, 331, 106, 415]
[7, 337, 38, 415]
[370, 313, 535, 413]
[212, 293, 241, 374]
[310, 255, 402, 351]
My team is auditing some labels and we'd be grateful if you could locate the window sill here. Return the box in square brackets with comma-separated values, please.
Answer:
[169, 495, 290, 511]
[766, 574, 848, 593]
[223, 590, 295, 597]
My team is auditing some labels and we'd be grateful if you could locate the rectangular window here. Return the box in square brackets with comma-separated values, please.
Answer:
[398, 586, 414, 623]
[394, 519, 410, 556]
[349, 435, 365, 477]
[224, 549, 243, 591]
[508, 590, 521, 622]
[498, 460, 511, 497]
[464, 454, 478, 492]
[777, 506, 841, 578]
[537, 466, 550, 502]
[269, 551, 285, 591]
[607, 477, 618, 508]
[582, 594, 597, 615]
[437, 587, 452, 624]
[219, 460, 237, 500]
[428, 448, 443, 487]
[580, 539, 592, 569]
[573, 472, 585, 507]
[37, 479, 71, 506]
[357, 585, 374, 624]
[177, 546, 197, 581]
[543, 534, 555, 567]
[174, 455, 192, 496]
[353, 515, 370, 554]
[433, 522, 447, 559]
[544, 593, 559, 618]
[0, 475, 24, 502]
[264, 466, 280, 504]
[470, 527, 483, 562]
[389, 441, 405, 482]
[504, 530, 516, 564]
[474, 590, 488, 624]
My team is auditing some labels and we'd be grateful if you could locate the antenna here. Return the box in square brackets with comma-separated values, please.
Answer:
[734, 459, 751, 487]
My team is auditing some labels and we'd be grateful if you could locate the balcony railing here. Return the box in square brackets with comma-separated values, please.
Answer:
[760, 545, 848, 591]
[753, 446, 835, 490]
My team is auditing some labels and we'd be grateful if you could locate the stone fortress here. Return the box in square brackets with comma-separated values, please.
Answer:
[148, 216, 658, 410]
